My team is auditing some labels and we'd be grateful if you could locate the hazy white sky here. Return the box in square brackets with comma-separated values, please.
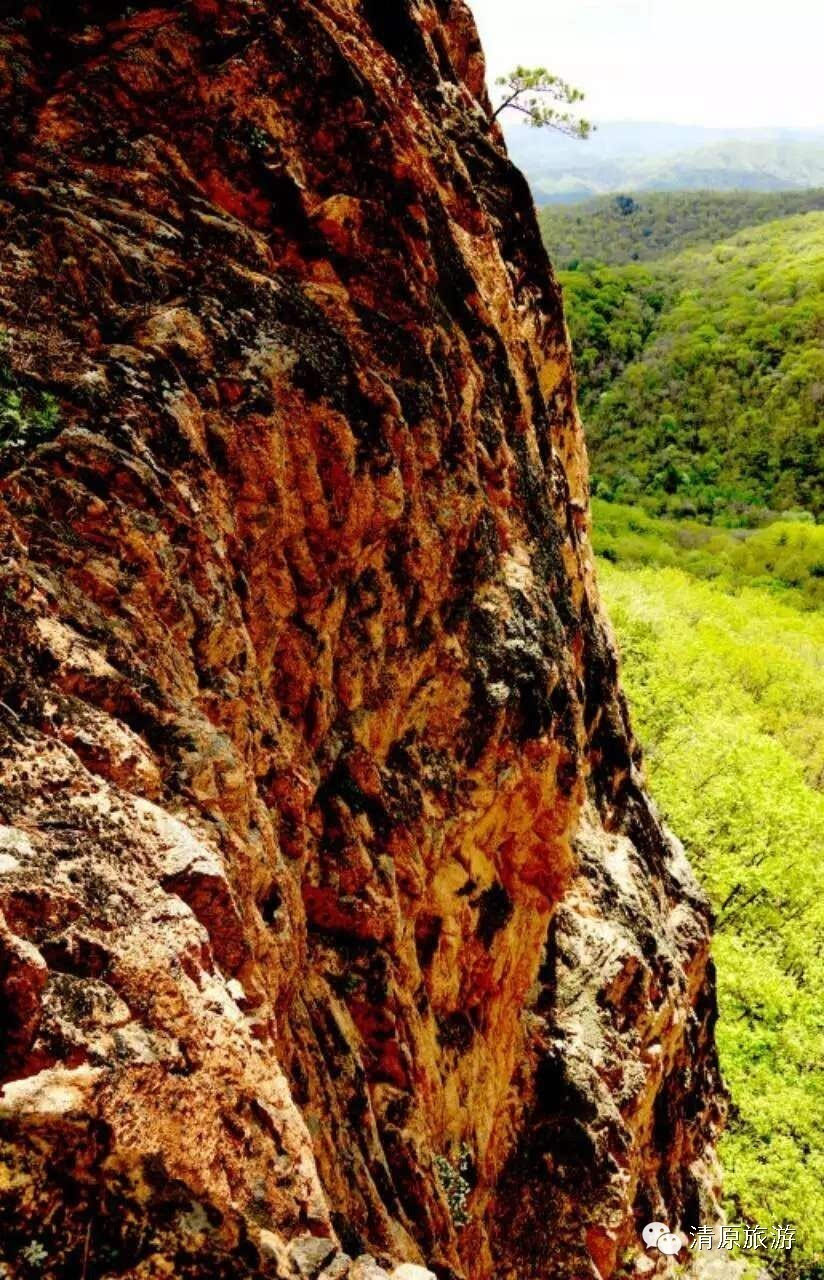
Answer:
[468, 0, 824, 128]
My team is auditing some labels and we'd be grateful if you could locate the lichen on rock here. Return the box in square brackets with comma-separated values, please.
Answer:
[0, 3, 724, 1278]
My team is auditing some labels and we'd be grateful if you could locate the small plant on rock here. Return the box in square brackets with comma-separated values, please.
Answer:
[0, 336, 60, 453]
[434, 1147, 473, 1228]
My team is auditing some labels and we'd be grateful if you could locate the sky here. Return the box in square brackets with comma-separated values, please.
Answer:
[468, 0, 824, 129]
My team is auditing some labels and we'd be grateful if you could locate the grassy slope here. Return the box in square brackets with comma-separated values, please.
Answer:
[593, 503, 824, 1266]
[557, 214, 824, 521]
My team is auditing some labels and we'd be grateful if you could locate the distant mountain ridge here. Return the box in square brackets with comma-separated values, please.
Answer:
[505, 121, 824, 204]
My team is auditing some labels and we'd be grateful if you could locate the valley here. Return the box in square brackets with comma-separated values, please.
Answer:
[547, 204, 824, 523]
[545, 184, 824, 1273]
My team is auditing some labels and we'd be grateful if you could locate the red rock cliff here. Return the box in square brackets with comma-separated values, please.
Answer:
[0, 3, 724, 1278]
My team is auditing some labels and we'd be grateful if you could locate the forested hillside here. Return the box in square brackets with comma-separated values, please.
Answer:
[594, 503, 824, 1268]
[555, 213, 824, 521]
[540, 189, 824, 265]
[552, 183, 824, 1265]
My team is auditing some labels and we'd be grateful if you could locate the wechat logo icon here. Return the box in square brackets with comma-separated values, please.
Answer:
[643, 1222, 684, 1257]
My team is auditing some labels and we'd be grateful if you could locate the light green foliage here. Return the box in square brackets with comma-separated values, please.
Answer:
[541, 190, 824, 267]
[554, 211, 824, 521]
[558, 263, 669, 411]
[593, 500, 824, 612]
[494, 67, 592, 139]
[595, 504, 824, 1269]
[19, 1242, 49, 1268]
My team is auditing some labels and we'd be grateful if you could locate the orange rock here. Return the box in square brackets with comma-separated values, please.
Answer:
[0, 4, 724, 1278]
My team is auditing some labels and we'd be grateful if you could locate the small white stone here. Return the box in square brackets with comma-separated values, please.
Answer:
[0, 1066, 100, 1116]
[259, 1229, 288, 1262]
[391, 1266, 438, 1280]
[227, 978, 246, 1004]
[0, 826, 33, 859]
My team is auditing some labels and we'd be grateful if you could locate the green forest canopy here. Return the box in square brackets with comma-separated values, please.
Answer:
[556, 189, 824, 1274]
[552, 210, 824, 522]
[540, 189, 824, 266]
[593, 502, 824, 1271]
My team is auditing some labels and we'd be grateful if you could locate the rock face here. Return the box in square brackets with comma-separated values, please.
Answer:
[0, 3, 724, 1278]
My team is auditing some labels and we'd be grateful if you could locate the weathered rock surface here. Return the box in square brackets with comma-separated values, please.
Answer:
[0, 3, 724, 1278]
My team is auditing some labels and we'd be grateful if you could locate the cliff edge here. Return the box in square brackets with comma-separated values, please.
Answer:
[0, 3, 724, 1278]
